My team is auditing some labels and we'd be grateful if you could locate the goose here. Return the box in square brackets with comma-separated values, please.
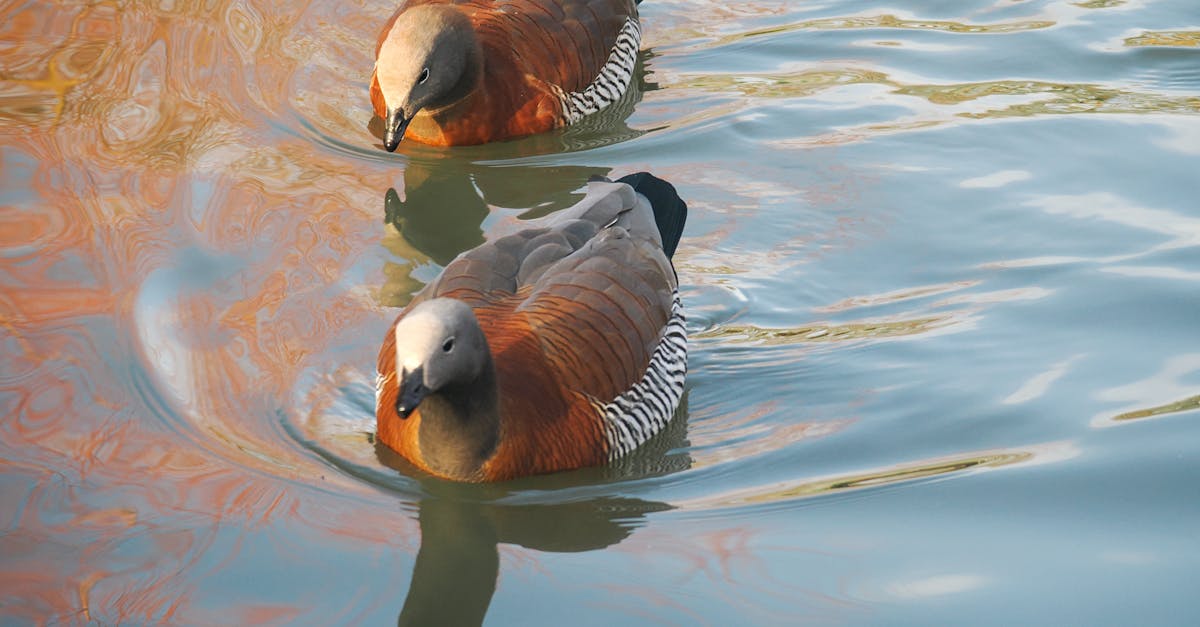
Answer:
[375, 172, 687, 480]
[370, 0, 642, 148]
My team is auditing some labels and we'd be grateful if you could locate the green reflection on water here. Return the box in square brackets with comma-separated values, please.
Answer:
[674, 68, 889, 99]
[749, 452, 1032, 502]
[1124, 30, 1200, 48]
[715, 14, 1055, 47]
[668, 68, 1200, 127]
[897, 80, 1200, 118]
[1112, 395, 1200, 422]
[1074, 0, 1127, 8]
[682, 447, 1062, 511]
[696, 316, 952, 345]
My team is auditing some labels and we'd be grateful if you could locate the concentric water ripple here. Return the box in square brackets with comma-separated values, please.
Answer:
[3, 0, 1200, 623]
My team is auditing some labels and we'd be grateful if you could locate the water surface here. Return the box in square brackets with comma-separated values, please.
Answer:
[2, 0, 1200, 624]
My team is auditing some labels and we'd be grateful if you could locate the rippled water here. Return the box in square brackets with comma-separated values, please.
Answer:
[3, 0, 1200, 623]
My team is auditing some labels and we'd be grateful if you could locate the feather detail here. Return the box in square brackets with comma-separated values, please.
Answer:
[372, 0, 641, 146]
[376, 175, 688, 481]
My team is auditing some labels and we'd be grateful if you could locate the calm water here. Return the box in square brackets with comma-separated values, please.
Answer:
[3, 0, 1200, 624]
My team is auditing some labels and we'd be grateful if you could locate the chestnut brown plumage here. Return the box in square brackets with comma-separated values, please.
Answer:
[376, 173, 688, 481]
[370, 0, 641, 148]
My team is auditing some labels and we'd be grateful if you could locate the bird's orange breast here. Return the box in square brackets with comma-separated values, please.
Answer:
[376, 302, 610, 481]
[371, 0, 638, 146]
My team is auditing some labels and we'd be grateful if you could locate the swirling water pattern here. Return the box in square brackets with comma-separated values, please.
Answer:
[2, 0, 1199, 623]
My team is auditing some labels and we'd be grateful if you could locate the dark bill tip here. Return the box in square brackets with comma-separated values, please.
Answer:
[395, 367, 428, 419]
[384, 108, 411, 152]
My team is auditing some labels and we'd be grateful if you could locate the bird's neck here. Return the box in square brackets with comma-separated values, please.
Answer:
[408, 38, 485, 144]
[416, 353, 500, 481]
[429, 27, 485, 114]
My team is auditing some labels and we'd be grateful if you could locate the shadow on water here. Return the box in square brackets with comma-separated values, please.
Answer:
[378, 160, 614, 306]
[384, 159, 616, 261]
[356, 49, 660, 307]
[375, 396, 691, 626]
[283, 379, 690, 625]
[394, 492, 671, 627]
[285, 343, 692, 627]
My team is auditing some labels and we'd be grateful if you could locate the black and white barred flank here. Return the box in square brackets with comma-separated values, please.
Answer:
[556, 18, 642, 124]
[602, 291, 687, 460]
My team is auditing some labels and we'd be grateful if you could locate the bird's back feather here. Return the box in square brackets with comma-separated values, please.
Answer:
[377, 175, 687, 480]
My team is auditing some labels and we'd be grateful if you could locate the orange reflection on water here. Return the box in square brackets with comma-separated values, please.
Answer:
[0, 0, 428, 621]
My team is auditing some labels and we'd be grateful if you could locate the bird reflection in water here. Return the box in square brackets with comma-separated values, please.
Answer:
[379, 159, 613, 306]
[376, 395, 690, 626]
[374, 45, 654, 304]
[371, 53, 670, 620]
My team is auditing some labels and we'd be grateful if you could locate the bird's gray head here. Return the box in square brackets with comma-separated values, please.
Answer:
[392, 298, 489, 418]
[376, 5, 482, 151]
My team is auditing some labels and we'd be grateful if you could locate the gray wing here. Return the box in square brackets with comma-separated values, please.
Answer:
[413, 179, 677, 397]
[420, 179, 670, 304]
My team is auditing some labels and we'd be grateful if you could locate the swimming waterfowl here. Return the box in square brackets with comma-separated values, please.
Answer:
[375, 173, 687, 481]
[370, 0, 642, 148]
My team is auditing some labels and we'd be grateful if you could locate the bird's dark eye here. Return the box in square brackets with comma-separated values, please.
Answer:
[418, 68, 430, 84]
[442, 337, 454, 352]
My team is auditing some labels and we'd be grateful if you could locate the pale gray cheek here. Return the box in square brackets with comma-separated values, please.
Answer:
[424, 366, 446, 390]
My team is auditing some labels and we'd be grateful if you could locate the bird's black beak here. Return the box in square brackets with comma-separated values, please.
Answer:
[384, 107, 411, 152]
[396, 366, 429, 419]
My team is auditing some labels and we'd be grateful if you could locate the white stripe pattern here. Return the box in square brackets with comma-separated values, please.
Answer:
[602, 291, 688, 460]
[375, 371, 386, 409]
[555, 18, 642, 124]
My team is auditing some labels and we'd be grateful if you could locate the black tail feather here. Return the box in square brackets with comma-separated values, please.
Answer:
[618, 172, 687, 259]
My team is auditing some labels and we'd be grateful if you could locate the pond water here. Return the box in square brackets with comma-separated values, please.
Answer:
[3, 0, 1200, 624]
